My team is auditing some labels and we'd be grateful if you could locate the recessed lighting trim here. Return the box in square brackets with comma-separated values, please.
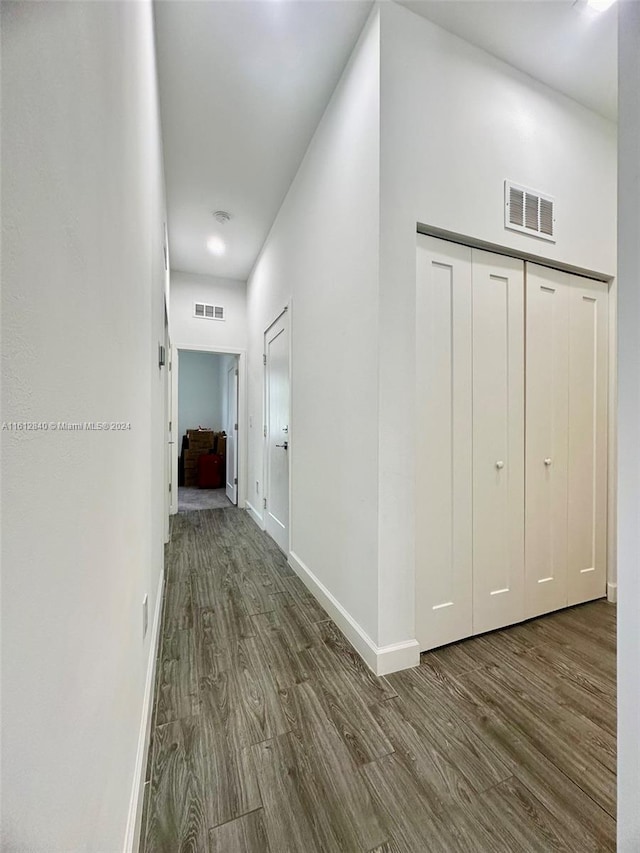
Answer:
[207, 236, 226, 256]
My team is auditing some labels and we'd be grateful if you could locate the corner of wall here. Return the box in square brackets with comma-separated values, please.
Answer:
[288, 551, 419, 675]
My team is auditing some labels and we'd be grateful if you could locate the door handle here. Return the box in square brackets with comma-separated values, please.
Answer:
[275, 441, 288, 450]
[495, 460, 504, 469]
[544, 458, 552, 466]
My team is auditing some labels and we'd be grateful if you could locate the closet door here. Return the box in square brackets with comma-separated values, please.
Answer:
[524, 265, 569, 618]
[567, 275, 608, 605]
[472, 250, 525, 635]
[416, 235, 473, 650]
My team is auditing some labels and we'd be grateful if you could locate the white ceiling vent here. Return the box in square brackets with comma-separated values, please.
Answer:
[194, 302, 225, 321]
[505, 181, 555, 242]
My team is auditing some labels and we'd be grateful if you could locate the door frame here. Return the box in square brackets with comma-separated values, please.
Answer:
[225, 358, 239, 505]
[171, 344, 248, 513]
[262, 302, 292, 555]
[164, 303, 172, 539]
[169, 344, 178, 516]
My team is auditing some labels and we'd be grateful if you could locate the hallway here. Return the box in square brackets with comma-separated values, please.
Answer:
[142, 509, 616, 852]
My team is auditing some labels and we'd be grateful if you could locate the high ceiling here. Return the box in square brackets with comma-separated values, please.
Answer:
[398, 0, 617, 122]
[154, 0, 374, 281]
[154, 0, 617, 283]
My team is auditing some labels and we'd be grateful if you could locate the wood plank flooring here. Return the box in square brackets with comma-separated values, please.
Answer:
[141, 508, 616, 852]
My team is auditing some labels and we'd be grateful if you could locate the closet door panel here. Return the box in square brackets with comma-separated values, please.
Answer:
[567, 276, 608, 605]
[472, 250, 525, 635]
[416, 235, 473, 650]
[524, 265, 569, 618]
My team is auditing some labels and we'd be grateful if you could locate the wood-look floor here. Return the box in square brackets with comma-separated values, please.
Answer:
[141, 508, 616, 852]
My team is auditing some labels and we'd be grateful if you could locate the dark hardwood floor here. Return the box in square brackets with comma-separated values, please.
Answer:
[141, 508, 616, 852]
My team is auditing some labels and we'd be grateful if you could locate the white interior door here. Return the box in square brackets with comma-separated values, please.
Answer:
[416, 235, 473, 650]
[226, 359, 239, 505]
[164, 316, 172, 541]
[567, 275, 608, 605]
[524, 264, 569, 618]
[264, 312, 290, 553]
[170, 346, 179, 515]
[471, 249, 525, 635]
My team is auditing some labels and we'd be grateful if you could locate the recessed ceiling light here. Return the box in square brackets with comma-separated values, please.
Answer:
[586, 0, 616, 12]
[207, 236, 226, 256]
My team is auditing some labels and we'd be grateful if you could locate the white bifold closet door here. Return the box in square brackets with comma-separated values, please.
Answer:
[525, 265, 570, 618]
[567, 275, 608, 605]
[525, 264, 608, 614]
[416, 236, 524, 649]
[416, 235, 473, 650]
[471, 250, 525, 635]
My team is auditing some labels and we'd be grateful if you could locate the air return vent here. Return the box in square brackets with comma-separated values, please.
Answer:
[505, 181, 555, 242]
[194, 302, 225, 321]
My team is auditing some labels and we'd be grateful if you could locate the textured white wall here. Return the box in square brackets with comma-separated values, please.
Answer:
[170, 271, 247, 351]
[1, 2, 168, 850]
[376, 2, 618, 646]
[617, 2, 640, 849]
[246, 9, 381, 640]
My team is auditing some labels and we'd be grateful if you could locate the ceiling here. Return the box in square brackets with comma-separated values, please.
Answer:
[154, 0, 617, 283]
[398, 0, 617, 122]
[154, 0, 374, 281]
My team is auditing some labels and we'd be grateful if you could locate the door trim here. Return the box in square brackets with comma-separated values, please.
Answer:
[417, 223, 613, 283]
[173, 344, 248, 512]
[225, 359, 239, 505]
[263, 302, 292, 556]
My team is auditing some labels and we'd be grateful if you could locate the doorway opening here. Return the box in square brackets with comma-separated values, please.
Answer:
[171, 346, 244, 513]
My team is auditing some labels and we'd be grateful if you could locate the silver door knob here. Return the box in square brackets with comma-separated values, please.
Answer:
[544, 458, 552, 466]
[275, 441, 288, 450]
[495, 460, 504, 469]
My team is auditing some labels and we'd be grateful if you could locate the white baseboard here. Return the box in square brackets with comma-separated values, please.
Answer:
[245, 500, 265, 530]
[123, 569, 165, 853]
[607, 581, 617, 603]
[288, 550, 419, 676]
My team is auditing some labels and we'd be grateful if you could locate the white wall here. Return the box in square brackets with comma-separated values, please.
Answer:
[376, 1, 618, 647]
[177, 351, 225, 441]
[617, 2, 640, 849]
[170, 270, 247, 351]
[246, 9, 381, 641]
[1, 2, 167, 850]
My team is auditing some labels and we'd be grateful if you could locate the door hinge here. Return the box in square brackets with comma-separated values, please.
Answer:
[234, 423, 238, 430]
[234, 477, 238, 485]
[169, 482, 172, 493]
[263, 425, 267, 438]
[235, 369, 239, 376]
[263, 498, 267, 509]
[263, 354, 267, 366]
[169, 420, 171, 432]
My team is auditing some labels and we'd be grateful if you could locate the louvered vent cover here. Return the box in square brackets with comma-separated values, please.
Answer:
[194, 302, 225, 321]
[505, 181, 555, 242]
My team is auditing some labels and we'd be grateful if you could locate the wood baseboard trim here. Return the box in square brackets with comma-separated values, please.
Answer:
[245, 500, 265, 530]
[288, 550, 419, 676]
[123, 569, 164, 853]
